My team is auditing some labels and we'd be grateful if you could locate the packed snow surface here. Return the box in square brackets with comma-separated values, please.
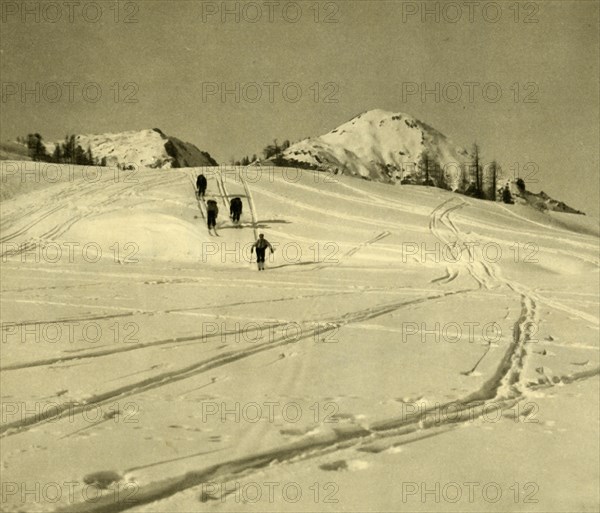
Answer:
[0, 162, 598, 512]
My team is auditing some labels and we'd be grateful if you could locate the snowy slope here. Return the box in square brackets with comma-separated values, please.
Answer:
[282, 109, 470, 187]
[45, 128, 218, 169]
[0, 141, 30, 162]
[510, 186, 587, 215]
[0, 162, 598, 513]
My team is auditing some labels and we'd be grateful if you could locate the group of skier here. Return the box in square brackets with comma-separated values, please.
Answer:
[195, 173, 274, 270]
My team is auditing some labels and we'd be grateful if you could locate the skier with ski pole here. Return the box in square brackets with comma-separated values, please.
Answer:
[251, 233, 274, 271]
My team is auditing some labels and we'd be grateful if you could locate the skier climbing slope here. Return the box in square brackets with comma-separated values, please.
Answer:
[251, 233, 274, 271]
[206, 199, 219, 236]
[196, 174, 207, 198]
[230, 197, 243, 226]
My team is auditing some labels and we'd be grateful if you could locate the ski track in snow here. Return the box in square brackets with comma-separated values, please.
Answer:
[1, 168, 598, 512]
[1, 171, 185, 258]
[1, 288, 473, 436]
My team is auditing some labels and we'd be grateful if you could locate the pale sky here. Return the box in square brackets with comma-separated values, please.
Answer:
[1, 0, 598, 215]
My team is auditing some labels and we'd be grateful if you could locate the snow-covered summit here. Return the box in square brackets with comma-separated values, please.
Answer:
[282, 109, 470, 188]
[46, 128, 218, 169]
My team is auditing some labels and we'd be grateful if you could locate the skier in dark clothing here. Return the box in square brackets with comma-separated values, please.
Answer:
[196, 174, 207, 198]
[502, 185, 514, 204]
[251, 233, 274, 271]
[230, 197, 243, 225]
[206, 199, 219, 234]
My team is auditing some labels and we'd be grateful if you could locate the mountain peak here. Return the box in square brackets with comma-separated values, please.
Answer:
[46, 129, 217, 169]
[282, 109, 468, 188]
